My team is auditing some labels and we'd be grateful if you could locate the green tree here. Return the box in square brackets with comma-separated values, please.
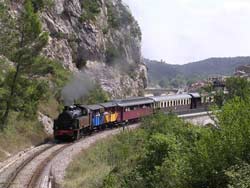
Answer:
[225, 162, 250, 188]
[0, 0, 49, 128]
[84, 84, 109, 104]
[226, 77, 250, 100]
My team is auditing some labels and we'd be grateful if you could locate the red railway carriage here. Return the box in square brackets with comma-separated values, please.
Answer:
[114, 97, 154, 122]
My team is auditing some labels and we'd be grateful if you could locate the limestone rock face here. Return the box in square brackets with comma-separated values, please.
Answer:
[9, 0, 147, 98]
[84, 61, 147, 98]
[40, 0, 147, 98]
[38, 112, 53, 135]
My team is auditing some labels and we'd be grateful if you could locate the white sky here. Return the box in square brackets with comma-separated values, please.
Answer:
[123, 0, 250, 64]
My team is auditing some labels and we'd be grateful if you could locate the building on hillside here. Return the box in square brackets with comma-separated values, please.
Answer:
[234, 64, 250, 78]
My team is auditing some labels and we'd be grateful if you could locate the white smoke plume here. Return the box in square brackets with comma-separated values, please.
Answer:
[61, 72, 94, 106]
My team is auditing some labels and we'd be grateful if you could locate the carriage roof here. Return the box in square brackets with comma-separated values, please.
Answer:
[113, 97, 154, 107]
[149, 94, 192, 102]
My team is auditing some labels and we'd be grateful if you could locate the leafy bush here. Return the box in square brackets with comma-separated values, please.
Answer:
[131, 21, 142, 40]
[77, 84, 109, 105]
[107, 4, 120, 29]
[80, 0, 101, 22]
[225, 77, 250, 100]
[31, 0, 54, 12]
[76, 59, 87, 69]
[105, 46, 120, 64]
[106, 2, 134, 29]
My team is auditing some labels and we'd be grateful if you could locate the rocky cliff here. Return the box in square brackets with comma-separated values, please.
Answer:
[35, 0, 147, 98]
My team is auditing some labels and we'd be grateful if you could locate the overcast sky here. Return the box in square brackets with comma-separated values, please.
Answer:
[123, 0, 250, 64]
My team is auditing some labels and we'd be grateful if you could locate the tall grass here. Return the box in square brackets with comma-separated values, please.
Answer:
[63, 129, 146, 188]
[0, 112, 47, 161]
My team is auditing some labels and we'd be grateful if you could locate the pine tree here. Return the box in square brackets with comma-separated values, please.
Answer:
[0, 0, 49, 128]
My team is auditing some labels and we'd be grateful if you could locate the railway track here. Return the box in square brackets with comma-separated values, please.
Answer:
[4, 144, 55, 188]
[27, 144, 72, 188]
[0, 123, 141, 188]
[0, 143, 71, 188]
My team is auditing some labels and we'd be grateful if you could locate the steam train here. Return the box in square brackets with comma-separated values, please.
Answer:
[53, 93, 213, 141]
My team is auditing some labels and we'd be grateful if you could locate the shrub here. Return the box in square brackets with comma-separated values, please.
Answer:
[79, 84, 109, 104]
[107, 5, 120, 29]
[31, 0, 54, 12]
[105, 46, 120, 64]
[80, 0, 101, 22]
[76, 59, 87, 69]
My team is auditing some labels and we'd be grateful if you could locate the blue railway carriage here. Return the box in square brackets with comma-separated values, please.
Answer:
[86, 104, 105, 128]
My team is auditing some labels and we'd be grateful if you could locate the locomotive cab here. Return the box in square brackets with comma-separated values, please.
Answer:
[54, 105, 89, 140]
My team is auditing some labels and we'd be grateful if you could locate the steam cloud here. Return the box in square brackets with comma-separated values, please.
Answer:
[61, 72, 94, 106]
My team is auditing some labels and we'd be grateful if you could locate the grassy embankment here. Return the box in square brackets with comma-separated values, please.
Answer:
[0, 113, 48, 160]
[63, 127, 146, 188]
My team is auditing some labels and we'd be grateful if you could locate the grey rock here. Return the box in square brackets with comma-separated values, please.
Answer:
[11, 0, 147, 98]
[40, 0, 147, 97]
